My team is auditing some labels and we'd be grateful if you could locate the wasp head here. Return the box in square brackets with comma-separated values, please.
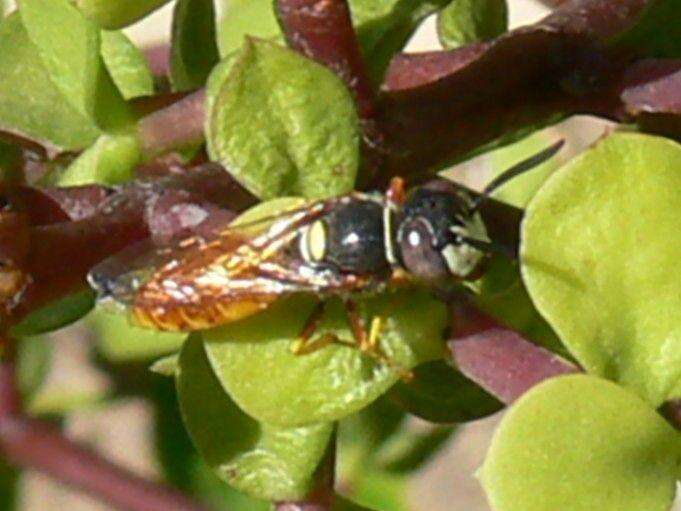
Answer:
[396, 184, 490, 284]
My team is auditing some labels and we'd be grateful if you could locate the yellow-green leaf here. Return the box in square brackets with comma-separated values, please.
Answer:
[482, 374, 681, 511]
[522, 133, 681, 405]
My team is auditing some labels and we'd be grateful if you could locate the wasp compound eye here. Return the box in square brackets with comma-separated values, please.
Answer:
[397, 217, 450, 282]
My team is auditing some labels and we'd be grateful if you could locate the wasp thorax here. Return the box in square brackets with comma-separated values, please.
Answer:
[398, 188, 489, 281]
[303, 200, 388, 274]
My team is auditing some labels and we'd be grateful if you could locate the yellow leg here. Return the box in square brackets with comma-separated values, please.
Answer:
[367, 315, 413, 381]
[367, 316, 384, 352]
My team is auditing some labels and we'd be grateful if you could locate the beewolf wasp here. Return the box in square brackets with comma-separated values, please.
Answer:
[89, 141, 564, 364]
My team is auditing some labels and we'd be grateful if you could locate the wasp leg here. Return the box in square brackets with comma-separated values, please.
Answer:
[344, 300, 413, 380]
[291, 301, 353, 355]
[368, 315, 384, 352]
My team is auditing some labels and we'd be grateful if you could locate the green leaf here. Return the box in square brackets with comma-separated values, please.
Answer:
[87, 307, 186, 362]
[56, 132, 141, 186]
[204, 290, 447, 427]
[372, 423, 456, 474]
[101, 30, 154, 100]
[16, 334, 52, 399]
[613, 0, 681, 58]
[18, 0, 101, 117]
[220, 0, 450, 83]
[10, 290, 95, 337]
[150, 353, 180, 377]
[206, 38, 359, 200]
[473, 256, 563, 354]
[0, 141, 24, 184]
[337, 400, 411, 511]
[170, 0, 220, 91]
[17, 0, 132, 131]
[481, 374, 681, 511]
[437, 0, 508, 49]
[204, 52, 241, 149]
[177, 335, 333, 501]
[390, 360, 502, 423]
[0, 14, 100, 151]
[350, 0, 451, 83]
[153, 377, 271, 511]
[334, 496, 378, 511]
[522, 133, 681, 405]
[74, 0, 173, 30]
[0, 462, 18, 511]
[217, 0, 282, 57]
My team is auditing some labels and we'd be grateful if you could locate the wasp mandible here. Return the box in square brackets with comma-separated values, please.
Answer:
[89, 141, 564, 362]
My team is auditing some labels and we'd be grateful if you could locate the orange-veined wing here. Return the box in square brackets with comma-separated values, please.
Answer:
[89, 198, 367, 332]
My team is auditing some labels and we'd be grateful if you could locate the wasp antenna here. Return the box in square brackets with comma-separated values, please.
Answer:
[471, 139, 565, 211]
[459, 236, 515, 259]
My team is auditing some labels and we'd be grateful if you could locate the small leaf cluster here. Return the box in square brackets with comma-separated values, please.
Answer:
[1, 1, 681, 511]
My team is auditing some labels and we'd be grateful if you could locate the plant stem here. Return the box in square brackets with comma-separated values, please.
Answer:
[275, 0, 387, 185]
[138, 89, 206, 159]
[276, 0, 377, 121]
[0, 353, 212, 511]
[448, 300, 579, 404]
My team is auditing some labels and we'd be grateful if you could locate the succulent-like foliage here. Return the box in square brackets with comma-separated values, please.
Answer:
[0, 1, 679, 510]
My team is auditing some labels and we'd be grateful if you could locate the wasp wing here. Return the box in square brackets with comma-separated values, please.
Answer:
[89, 198, 367, 331]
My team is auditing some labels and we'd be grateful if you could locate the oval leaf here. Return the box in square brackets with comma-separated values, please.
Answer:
[170, 0, 219, 91]
[204, 290, 447, 427]
[220, 0, 451, 83]
[74, 0, 172, 30]
[206, 38, 359, 200]
[100, 30, 154, 100]
[18, 0, 101, 117]
[10, 290, 94, 337]
[177, 335, 333, 501]
[88, 307, 186, 362]
[390, 360, 502, 423]
[18, 0, 131, 131]
[522, 133, 681, 405]
[437, 0, 508, 49]
[218, 0, 282, 57]
[0, 14, 100, 151]
[481, 374, 681, 511]
[56, 132, 140, 186]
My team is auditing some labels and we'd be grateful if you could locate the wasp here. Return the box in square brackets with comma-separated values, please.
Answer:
[89, 141, 563, 362]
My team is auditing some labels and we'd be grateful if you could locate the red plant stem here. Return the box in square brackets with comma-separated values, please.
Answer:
[449, 300, 579, 404]
[138, 89, 206, 158]
[0, 355, 212, 511]
[0, 418, 212, 511]
[663, 400, 681, 431]
[276, 0, 377, 121]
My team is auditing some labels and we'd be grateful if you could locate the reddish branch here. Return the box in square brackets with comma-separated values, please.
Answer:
[275, 0, 387, 185]
[0, 347, 211, 511]
[0, 164, 254, 324]
[276, 0, 377, 121]
[448, 300, 579, 404]
[138, 89, 207, 158]
[376, 0, 678, 183]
